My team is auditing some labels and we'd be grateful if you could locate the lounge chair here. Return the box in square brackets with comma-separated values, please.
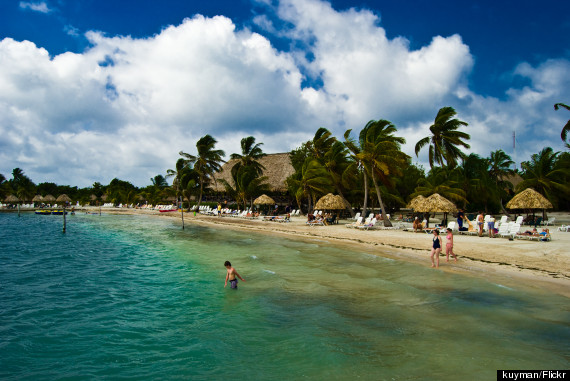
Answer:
[557, 225, 569, 232]
[356, 218, 377, 230]
[353, 212, 361, 221]
[346, 217, 364, 228]
[543, 217, 555, 226]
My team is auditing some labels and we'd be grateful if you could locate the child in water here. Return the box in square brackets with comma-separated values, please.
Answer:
[224, 261, 246, 289]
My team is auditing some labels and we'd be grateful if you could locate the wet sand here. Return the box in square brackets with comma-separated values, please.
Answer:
[97, 208, 570, 297]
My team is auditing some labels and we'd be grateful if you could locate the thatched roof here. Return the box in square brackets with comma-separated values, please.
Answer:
[56, 194, 72, 202]
[253, 194, 275, 205]
[212, 153, 295, 192]
[406, 195, 426, 210]
[90, 194, 98, 201]
[315, 193, 345, 210]
[43, 194, 56, 202]
[506, 188, 553, 209]
[32, 195, 44, 202]
[500, 173, 524, 189]
[4, 194, 20, 203]
[418, 193, 457, 213]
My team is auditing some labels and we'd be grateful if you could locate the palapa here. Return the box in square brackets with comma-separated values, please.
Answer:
[56, 194, 72, 203]
[4, 194, 20, 203]
[406, 195, 426, 211]
[422, 193, 457, 213]
[253, 194, 275, 205]
[506, 188, 553, 210]
[32, 195, 44, 202]
[315, 193, 345, 210]
[43, 194, 56, 203]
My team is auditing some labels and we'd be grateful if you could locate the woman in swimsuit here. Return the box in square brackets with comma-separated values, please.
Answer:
[445, 228, 457, 263]
[430, 230, 442, 268]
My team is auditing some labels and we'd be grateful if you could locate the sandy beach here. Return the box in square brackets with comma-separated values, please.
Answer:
[99, 207, 570, 297]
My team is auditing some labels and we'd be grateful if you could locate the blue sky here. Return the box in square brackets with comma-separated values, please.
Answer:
[0, 0, 569, 186]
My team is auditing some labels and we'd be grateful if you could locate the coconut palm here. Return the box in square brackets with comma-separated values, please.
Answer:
[415, 106, 470, 169]
[322, 141, 356, 217]
[310, 127, 336, 160]
[358, 119, 408, 226]
[344, 129, 370, 218]
[518, 147, 570, 207]
[554, 103, 570, 148]
[230, 136, 266, 178]
[487, 149, 516, 214]
[219, 165, 270, 210]
[179, 135, 226, 208]
[286, 158, 332, 213]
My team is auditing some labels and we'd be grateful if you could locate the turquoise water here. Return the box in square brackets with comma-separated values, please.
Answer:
[0, 212, 568, 380]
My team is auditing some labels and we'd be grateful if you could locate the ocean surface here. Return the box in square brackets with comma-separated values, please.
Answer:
[0, 212, 568, 380]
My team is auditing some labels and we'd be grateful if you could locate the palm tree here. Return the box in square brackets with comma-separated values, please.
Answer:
[322, 141, 356, 217]
[554, 103, 570, 148]
[487, 149, 515, 214]
[415, 106, 470, 169]
[179, 135, 226, 208]
[219, 165, 270, 210]
[230, 136, 266, 177]
[310, 127, 336, 160]
[344, 129, 370, 218]
[518, 147, 570, 207]
[286, 158, 332, 213]
[166, 158, 188, 208]
[358, 120, 409, 226]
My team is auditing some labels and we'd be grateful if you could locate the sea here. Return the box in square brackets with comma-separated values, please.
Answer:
[0, 212, 568, 380]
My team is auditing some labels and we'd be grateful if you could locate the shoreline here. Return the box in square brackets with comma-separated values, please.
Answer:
[97, 207, 570, 297]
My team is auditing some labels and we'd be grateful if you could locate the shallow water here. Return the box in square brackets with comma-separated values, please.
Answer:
[0, 212, 568, 380]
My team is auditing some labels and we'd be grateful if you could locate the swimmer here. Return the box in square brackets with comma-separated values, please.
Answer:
[224, 261, 245, 289]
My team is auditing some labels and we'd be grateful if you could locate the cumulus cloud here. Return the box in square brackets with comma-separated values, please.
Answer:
[19, 1, 51, 13]
[0, 0, 568, 187]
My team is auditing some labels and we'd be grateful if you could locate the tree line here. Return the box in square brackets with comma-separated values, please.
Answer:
[1, 105, 569, 220]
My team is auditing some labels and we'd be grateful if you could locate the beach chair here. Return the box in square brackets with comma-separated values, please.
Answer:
[346, 216, 363, 228]
[356, 218, 377, 230]
[515, 216, 523, 225]
[353, 212, 361, 221]
[497, 222, 512, 238]
[543, 217, 555, 226]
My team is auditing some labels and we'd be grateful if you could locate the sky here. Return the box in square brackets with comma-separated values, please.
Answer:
[0, 0, 569, 187]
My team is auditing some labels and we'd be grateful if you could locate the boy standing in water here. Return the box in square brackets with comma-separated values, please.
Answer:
[224, 261, 246, 289]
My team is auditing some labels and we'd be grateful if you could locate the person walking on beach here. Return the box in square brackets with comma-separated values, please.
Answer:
[217, 203, 222, 217]
[445, 228, 457, 263]
[224, 261, 245, 289]
[477, 211, 484, 237]
[430, 230, 442, 268]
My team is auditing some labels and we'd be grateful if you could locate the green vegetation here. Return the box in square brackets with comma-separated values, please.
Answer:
[2, 105, 569, 214]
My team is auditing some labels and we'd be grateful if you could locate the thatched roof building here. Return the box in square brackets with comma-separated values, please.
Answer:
[212, 153, 295, 192]
[506, 188, 553, 210]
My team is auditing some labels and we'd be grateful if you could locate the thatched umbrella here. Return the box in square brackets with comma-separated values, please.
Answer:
[506, 188, 553, 221]
[254, 194, 275, 205]
[32, 195, 44, 203]
[4, 194, 20, 203]
[423, 193, 457, 214]
[43, 194, 56, 204]
[56, 194, 72, 204]
[315, 193, 345, 210]
[413, 193, 457, 227]
[406, 195, 426, 211]
[90, 194, 98, 201]
[506, 188, 553, 210]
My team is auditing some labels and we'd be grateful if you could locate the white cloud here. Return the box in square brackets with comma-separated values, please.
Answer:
[19, 1, 51, 13]
[1, 0, 568, 187]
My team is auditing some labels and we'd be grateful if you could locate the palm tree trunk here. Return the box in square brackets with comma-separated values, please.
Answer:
[197, 176, 204, 208]
[371, 168, 392, 227]
[362, 170, 369, 218]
